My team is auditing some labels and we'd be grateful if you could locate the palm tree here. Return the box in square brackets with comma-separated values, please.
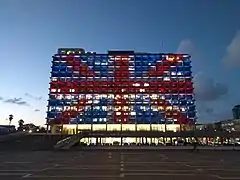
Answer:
[8, 114, 13, 125]
[18, 119, 24, 131]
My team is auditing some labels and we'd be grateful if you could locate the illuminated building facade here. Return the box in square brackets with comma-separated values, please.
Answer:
[47, 48, 196, 136]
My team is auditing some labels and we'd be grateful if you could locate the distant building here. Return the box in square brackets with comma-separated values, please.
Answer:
[211, 119, 240, 132]
[219, 119, 240, 132]
[232, 105, 240, 119]
[0, 125, 16, 135]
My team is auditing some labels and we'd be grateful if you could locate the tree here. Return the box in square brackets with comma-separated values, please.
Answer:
[18, 119, 24, 131]
[8, 114, 13, 125]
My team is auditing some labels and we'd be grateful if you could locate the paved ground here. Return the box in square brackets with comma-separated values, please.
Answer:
[0, 150, 240, 180]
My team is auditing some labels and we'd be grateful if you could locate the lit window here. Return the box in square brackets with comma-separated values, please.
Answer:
[123, 95, 128, 98]
[52, 77, 57, 81]
[163, 77, 170, 81]
[86, 95, 92, 99]
[67, 95, 72, 99]
[93, 100, 99, 104]
[159, 95, 165, 100]
[56, 106, 63, 111]
[130, 112, 136, 116]
[181, 107, 186, 112]
[133, 83, 140, 87]
[173, 106, 179, 110]
[158, 106, 164, 110]
[108, 94, 114, 99]
[51, 89, 56, 92]
[121, 89, 126, 92]
[177, 72, 182, 75]
[171, 72, 176, 76]
[166, 106, 172, 110]
[70, 89, 75, 92]
[166, 55, 175, 61]
[144, 83, 149, 87]
[87, 100, 92, 104]
[56, 95, 63, 99]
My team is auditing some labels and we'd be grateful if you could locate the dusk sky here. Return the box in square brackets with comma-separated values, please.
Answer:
[0, 0, 240, 126]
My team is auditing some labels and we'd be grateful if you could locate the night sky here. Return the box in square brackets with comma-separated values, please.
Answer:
[0, 0, 240, 126]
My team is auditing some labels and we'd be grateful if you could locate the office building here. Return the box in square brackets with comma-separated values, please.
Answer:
[232, 105, 240, 119]
[47, 48, 196, 142]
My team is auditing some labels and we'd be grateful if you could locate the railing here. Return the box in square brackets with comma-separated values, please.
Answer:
[54, 131, 89, 150]
[54, 130, 240, 150]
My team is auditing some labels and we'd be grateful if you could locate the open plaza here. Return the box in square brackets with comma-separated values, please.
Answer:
[0, 150, 240, 180]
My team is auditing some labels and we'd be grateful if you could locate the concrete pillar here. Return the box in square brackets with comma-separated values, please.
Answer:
[51, 125, 58, 134]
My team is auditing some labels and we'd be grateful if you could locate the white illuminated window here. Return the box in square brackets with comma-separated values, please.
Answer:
[56, 95, 63, 99]
[102, 106, 107, 111]
[86, 95, 92, 99]
[70, 89, 75, 92]
[116, 112, 121, 116]
[49, 106, 55, 111]
[181, 107, 186, 112]
[133, 83, 140, 87]
[140, 88, 145, 92]
[93, 100, 99, 104]
[177, 72, 182, 75]
[171, 72, 176, 76]
[130, 112, 136, 116]
[173, 106, 179, 110]
[144, 83, 149, 87]
[160, 95, 165, 100]
[56, 106, 63, 111]
[151, 106, 158, 111]
[51, 89, 56, 92]
[52, 77, 57, 81]
[130, 94, 135, 98]
[102, 94, 107, 98]
[121, 89, 126, 92]
[163, 77, 170, 81]
[57, 89, 61, 92]
[65, 95, 71, 99]
[123, 95, 128, 98]
[71, 95, 78, 99]
[108, 94, 114, 99]
[151, 94, 158, 99]
[87, 100, 92, 104]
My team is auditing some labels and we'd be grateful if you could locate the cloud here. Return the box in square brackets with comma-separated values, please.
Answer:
[0, 96, 3, 101]
[205, 107, 214, 115]
[222, 30, 240, 67]
[34, 109, 40, 112]
[24, 93, 43, 101]
[176, 39, 195, 55]
[194, 72, 228, 101]
[4, 97, 30, 106]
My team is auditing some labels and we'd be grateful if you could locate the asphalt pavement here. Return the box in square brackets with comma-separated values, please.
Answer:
[0, 150, 240, 180]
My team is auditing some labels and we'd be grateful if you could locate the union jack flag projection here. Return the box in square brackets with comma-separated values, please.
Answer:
[47, 49, 196, 126]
